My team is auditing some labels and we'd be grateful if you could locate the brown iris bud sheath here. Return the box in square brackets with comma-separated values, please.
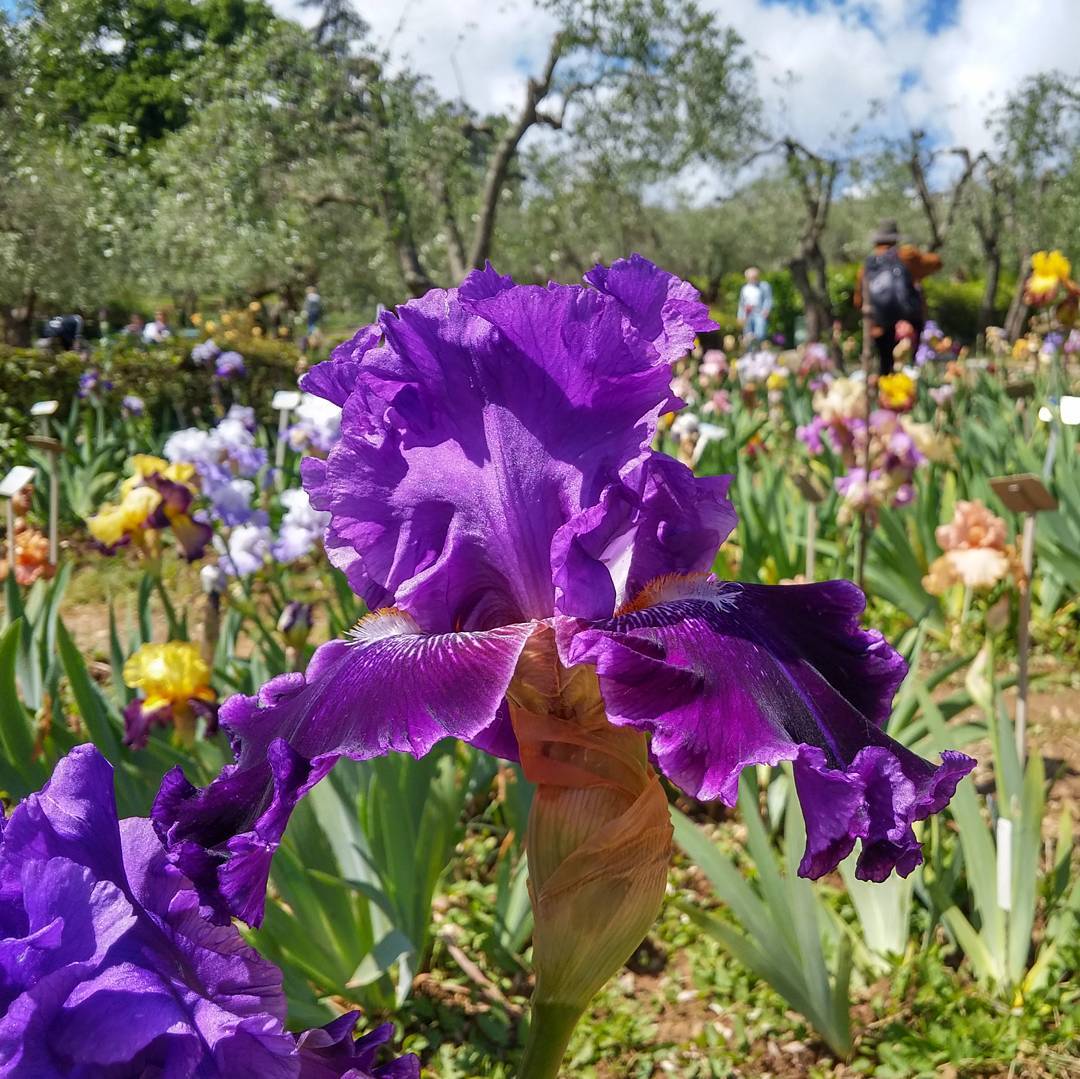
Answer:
[508, 627, 672, 1016]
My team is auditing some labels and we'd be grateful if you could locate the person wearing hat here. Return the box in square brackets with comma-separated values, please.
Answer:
[854, 219, 942, 375]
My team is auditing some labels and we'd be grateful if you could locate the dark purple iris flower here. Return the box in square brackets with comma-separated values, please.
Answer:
[153, 256, 973, 926]
[0, 745, 418, 1078]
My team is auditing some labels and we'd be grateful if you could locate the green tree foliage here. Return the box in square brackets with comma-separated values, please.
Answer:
[25, 0, 273, 144]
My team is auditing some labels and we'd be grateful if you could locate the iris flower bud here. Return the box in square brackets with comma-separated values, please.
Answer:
[509, 629, 672, 1074]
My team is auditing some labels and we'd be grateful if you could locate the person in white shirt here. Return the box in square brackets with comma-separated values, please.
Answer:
[736, 267, 773, 346]
[143, 309, 171, 344]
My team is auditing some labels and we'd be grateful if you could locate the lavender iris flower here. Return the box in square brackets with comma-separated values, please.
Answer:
[122, 394, 145, 417]
[165, 416, 267, 495]
[288, 394, 343, 455]
[210, 478, 265, 528]
[153, 257, 973, 927]
[215, 351, 246, 380]
[272, 489, 330, 564]
[0, 746, 418, 1078]
[216, 522, 273, 578]
[192, 339, 222, 366]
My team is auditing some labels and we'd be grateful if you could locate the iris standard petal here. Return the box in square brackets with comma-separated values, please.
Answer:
[563, 575, 973, 879]
[153, 611, 534, 922]
[551, 453, 736, 620]
[302, 258, 712, 631]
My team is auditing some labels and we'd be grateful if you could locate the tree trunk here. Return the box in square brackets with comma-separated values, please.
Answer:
[1004, 251, 1031, 342]
[7, 289, 36, 347]
[789, 244, 831, 342]
[977, 245, 1001, 338]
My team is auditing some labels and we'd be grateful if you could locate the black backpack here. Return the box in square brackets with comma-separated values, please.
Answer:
[864, 248, 922, 326]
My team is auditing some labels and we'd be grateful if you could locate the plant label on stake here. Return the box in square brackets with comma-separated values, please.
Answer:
[272, 390, 302, 483]
[689, 422, 728, 468]
[27, 436, 63, 566]
[989, 473, 1057, 768]
[30, 399, 59, 437]
[792, 472, 827, 582]
[995, 816, 1013, 913]
[1, 465, 36, 575]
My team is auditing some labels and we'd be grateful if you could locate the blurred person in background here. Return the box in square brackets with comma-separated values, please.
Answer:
[303, 285, 323, 336]
[856, 219, 941, 375]
[142, 308, 172, 343]
[737, 267, 773, 347]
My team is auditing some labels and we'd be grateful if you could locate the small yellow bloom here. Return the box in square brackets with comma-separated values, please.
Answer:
[225, 329, 238, 341]
[277, 326, 290, 337]
[88, 486, 161, 547]
[205, 321, 217, 333]
[222, 313, 233, 326]
[765, 370, 788, 391]
[251, 326, 264, 337]
[248, 301, 261, 312]
[191, 313, 203, 327]
[1024, 250, 1072, 306]
[123, 642, 214, 715]
[879, 371, 916, 411]
[120, 457, 197, 498]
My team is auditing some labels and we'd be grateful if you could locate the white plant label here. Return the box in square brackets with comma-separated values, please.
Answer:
[996, 816, 1013, 913]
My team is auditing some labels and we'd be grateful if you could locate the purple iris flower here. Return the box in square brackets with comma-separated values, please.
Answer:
[122, 394, 145, 417]
[0, 745, 418, 1078]
[215, 351, 246, 380]
[192, 339, 222, 366]
[153, 257, 973, 926]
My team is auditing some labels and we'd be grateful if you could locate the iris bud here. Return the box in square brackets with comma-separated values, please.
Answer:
[509, 629, 672, 1074]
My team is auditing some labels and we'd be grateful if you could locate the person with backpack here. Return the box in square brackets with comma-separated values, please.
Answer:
[855, 220, 941, 376]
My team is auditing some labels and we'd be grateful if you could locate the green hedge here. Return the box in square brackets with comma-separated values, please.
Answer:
[0, 338, 304, 450]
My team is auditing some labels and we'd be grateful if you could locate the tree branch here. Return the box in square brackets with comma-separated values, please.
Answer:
[466, 31, 563, 269]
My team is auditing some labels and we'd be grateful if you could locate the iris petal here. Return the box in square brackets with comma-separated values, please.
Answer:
[301, 257, 715, 631]
[153, 612, 534, 922]
[562, 575, 973, 879]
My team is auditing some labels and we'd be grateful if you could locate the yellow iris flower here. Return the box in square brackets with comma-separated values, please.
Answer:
[119, 456, 196, 499]
[879, 372, 916, 411]
[123, 642, 214, 717]
[87, 486, 161, 547]
[765, 370, 788, 391]
[1024, 250, 1072, 306]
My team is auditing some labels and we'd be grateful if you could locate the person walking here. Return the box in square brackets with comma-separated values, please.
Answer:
[737, 267, 773, 346]
[303, 285, 323, 336]
[855, 219, 942, 376]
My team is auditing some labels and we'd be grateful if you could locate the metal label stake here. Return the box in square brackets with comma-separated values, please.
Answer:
[26, 436, 63, 565]
[792, 473, 827, 581]
[989, 473, 1058, 767]
[272, 390, 302, 485]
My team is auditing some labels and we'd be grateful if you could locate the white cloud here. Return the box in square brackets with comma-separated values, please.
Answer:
[275, 0, 1080, 155]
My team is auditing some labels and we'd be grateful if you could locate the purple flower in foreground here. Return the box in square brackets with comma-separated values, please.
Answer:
[122, 394, 145, 417]
[0, 746, 418, 1078]
[153, 256, 972, 932]
[215, 351, 246, 380]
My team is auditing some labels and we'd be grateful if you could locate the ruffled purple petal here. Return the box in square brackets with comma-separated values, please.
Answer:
[551, 453, 735, 620]
[296, 1014, 420, 1078]
[562, 576, 973, 879]
[301, 258, 711, 631]
[153, 613, 534, 923]
[583, 252, 717, 370]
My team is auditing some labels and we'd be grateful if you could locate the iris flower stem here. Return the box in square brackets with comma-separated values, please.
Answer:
[518, 1002, 582, 1079]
